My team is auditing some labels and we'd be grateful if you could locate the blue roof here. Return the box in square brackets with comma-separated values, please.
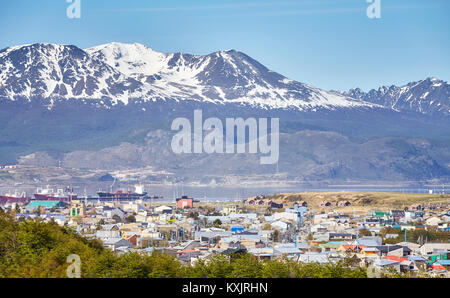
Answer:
[28, 201, 63, 208]
[437, 260, 450, 266]
[408, 256, 426, 262]
[327, 241, 343, 245]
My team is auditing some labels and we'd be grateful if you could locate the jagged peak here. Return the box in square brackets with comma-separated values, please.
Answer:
[86, 41, 156, 53]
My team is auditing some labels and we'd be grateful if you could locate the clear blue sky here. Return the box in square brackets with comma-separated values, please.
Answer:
[0, 0, 448, 91]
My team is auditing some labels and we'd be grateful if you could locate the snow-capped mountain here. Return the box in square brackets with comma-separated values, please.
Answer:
[339, 77, 450, 115]
[0, 42, 376, 111]
[0, 43, 148, 106]
[1, 43, 449, 182]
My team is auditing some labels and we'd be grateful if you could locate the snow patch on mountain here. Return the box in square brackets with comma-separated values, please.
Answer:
[340, 77, 450, 115]
[0, 42, 386, 111]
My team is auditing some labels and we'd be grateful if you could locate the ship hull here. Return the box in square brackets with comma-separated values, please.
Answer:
[33, 194, 76, 202]
[97, 192, 148, 201]
[0, 195, 31, 205]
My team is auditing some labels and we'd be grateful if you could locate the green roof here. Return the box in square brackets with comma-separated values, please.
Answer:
[373, 212, 391, 217]
[28, 201, 63, 208]
[320, 242, 342, 248]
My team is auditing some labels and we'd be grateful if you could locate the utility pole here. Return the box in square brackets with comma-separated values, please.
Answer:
[356, 227, 359, 252]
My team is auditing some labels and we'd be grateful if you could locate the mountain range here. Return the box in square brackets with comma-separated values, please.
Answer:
[337, 77, 450, 116]
[0, 42, 449, 185]
[0, 42, 380, 111]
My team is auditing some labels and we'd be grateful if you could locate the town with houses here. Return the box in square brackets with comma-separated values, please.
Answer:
[1, 188, 449, 278]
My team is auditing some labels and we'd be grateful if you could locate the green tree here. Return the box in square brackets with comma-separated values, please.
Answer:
[270, 230, 280, 242]
[147, 252, 184, 278]
[112, 214, 122, 224]
[212, 219, 222, 228]
[228, 254, 263, 278]
[358, 229, 372, 237]
[188, 211, 199, 220]
[261, 260, 291, 278]
[126, 215, 136, 223]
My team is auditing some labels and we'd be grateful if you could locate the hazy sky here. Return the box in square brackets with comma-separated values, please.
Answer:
[0, 0, 448, 91]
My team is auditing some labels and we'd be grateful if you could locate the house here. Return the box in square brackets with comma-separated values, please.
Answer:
[397, 242, 421, 254]
[420, 243, 450, 255]
[96, 224, 121, 238]
[271, 220, 289, 231]
[358, 218, 383, 228]
[320, 201, 331, 207]
[297, 252, 339, 264]
[404, 256, 428, 274]
[248, 248, 276, 260]
[125, 234, 140, 246]
[274, 247, 303, 258]
[425, 216, 442, 227]
[155, 205, 173, 214]
[385, 233, 399, 239]
[176, 250, 201, 264]
[313, 214, 328, 224]
[355, 236, 382, 247]
[435, 259, 450, 270]
[328, 233, 355, 241]
[176, 196, 194, 209]
[391, 210, 405, 221]
[177, 240, 202, 251]
[246, 198, 256, 205]
[103, 238, 133, 251]
[236, 235, 265, 249]
[218, 237, 242, 250]
[194, 230, 232, 244]
[41, 214, 66, 226]
[230, 225, 245, 234]
[266, 201, 283, 209]
[273, 212, 298, 223]
[430, 260, 449, 277]
[222, 205, 239, 216]
[376, 245, 411, 257]
[410, 204, 423, 211]
[386, 246, 412, 258]
[337, 201, 351, 207]
[373, 259, 401, 273]
[105, 207, 126, 222]
[296, 201, 308, 207]
[320, 242, 342, 252]
[370, 211, 392, 221]
[359, 246, 377, 256]
[96, 229, 121, 239]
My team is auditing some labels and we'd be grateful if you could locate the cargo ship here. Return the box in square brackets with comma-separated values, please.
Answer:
[0, 190, 30, 205]
[97, 184, 162, 201]
[33, 186, 77, 202]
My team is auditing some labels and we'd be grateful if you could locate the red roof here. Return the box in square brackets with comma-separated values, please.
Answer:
[342, 244, 366, 251]
[385, 255, 408, 262]
[177, 250, 197, 253]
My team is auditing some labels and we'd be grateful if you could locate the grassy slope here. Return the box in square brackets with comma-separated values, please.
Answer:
[265, 192, 450, 212]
